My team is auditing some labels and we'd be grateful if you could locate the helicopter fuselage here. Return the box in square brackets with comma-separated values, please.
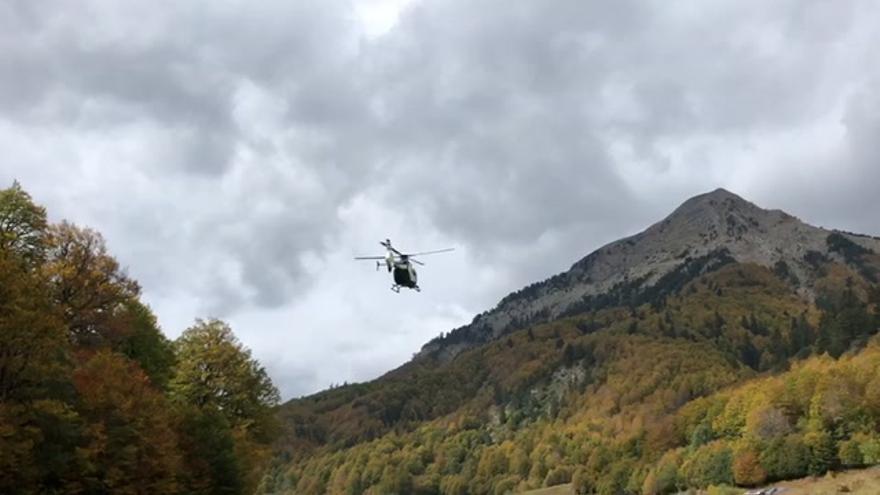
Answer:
[392, 261, 418, 291]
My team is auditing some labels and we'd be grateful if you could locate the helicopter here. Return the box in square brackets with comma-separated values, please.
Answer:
[355, 239, 454, 292]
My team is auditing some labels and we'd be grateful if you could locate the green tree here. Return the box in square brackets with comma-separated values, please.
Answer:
[0, 181, 48, 264]
[571, 467, 594, 495]
[176, 405, 243, 495]
[171, 318, 280, 432]
[171, 319, 280, 493]
[596, 460, 634, 495]
[641, 454, 680, 495]
[788, 314, 813, 355]
[690, 421, 715, 448]
[681, 442, 733, 488]
[839, 438, 863, 467]
[759, 435, 810, 481]
[818, 290, 873, 358]
[116, 301, 176, 389]
[806, 430, 837, 476]
[439, 474, 468, 495]
[543, 466, 572, 487]
[0, 399, 82, 494]
[377, 464, 413, 494]
[858, 435, 880, 464]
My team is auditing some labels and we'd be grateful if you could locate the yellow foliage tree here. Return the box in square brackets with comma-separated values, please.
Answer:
[43, 221, 140, 345]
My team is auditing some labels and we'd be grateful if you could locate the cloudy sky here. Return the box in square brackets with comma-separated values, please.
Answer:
[3, 0, 879, 399]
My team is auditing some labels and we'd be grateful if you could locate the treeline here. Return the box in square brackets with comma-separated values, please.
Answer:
[0, 182, 279, 494]
[270, 258, 880, 494]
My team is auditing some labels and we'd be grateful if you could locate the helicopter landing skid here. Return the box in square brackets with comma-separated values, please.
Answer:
[391, 285, 421, 293]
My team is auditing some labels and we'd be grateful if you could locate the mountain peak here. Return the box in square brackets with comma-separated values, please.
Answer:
[698, 187, 751, 209]
[657, 188, 795, 244]
[420, 189, 880, 361]
[670, 188, 757, 218]
[705, 187, 740, 198]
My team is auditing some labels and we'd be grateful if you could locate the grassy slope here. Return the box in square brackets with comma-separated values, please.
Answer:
[523, 466, 880, 495]
[771, 466, 880, 494]
[521, 484, 573, 495]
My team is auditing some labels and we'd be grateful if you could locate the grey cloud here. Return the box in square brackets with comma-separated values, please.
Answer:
[263, 361, 319, 400]
[357, 0, 879, 253]
[835, 82, 880, 231]
[2, 0, 359, 175]
[4, 0, 880, 398]
[1, 0, 367, 313]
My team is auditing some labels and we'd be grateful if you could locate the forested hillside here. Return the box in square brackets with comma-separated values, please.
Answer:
[267, 193, 880, 494]
[0, 182, 280, 494]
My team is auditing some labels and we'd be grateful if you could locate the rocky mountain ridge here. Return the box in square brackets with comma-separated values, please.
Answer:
[420, 188, 880, 360]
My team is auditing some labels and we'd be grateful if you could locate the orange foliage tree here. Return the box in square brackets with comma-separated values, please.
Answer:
[72, 351, 182, 494]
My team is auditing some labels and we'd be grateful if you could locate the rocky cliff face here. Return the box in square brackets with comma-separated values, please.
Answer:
[419, 188, 880, 361]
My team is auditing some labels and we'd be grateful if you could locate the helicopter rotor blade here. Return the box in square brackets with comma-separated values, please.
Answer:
[354, 256, 385, 260]
[410, 258, 425, 266]
[402, 247, 455, 257]
[380, 239, 403, 252]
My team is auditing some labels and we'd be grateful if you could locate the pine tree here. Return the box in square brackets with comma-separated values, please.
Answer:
[807, 430, 837, 476]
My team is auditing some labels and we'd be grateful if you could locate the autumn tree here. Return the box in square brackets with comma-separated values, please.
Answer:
[72, 351, 181, 494]
[1, 183, 291, 495]
[745, 406, 791, 440]
[43, 221, 140, 345]
[0, 246, 77, 494]
[732, 448, 766, 487]
[0, 249, 69, 403]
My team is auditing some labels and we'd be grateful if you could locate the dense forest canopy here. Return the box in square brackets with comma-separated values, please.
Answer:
[0, 182, 280, 494]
